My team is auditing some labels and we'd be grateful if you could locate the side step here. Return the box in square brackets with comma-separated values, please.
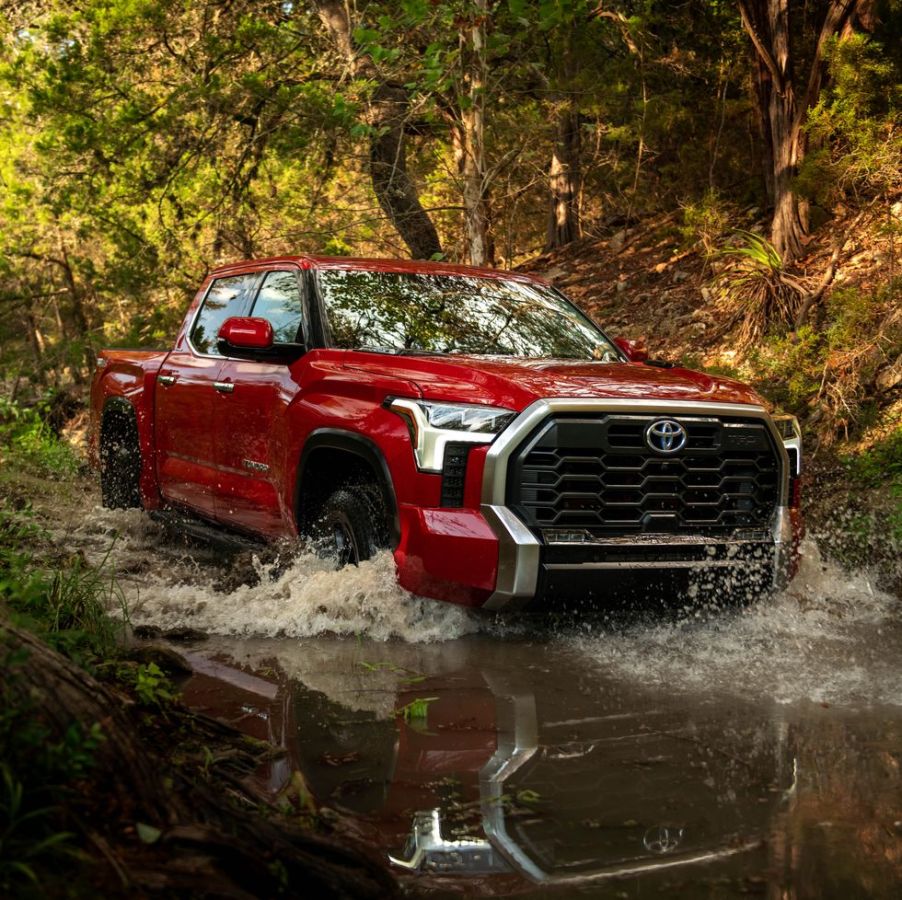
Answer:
[149, 510, 266, 552]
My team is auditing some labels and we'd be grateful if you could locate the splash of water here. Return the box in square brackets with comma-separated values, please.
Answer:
[571, 540, 902, 707]
[67, 506, 481, 643]
[61, 506, 901, 690]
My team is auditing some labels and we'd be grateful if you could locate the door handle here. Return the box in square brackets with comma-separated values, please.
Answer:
[213, 381, 235, 394]
[159, 374, 177, 386]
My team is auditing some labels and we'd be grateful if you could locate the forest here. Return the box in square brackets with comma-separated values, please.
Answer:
[1, 2, 902, 896]
[0, 0, 896, 405]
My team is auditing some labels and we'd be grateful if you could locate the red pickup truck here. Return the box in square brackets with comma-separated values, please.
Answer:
[90, 256, 802, 608]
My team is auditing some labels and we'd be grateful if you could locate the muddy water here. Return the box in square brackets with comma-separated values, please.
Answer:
[59, 502, 902, 896]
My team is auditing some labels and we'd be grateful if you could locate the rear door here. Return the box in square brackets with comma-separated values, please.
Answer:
[155, 273, 254, 519]
[212, 266, 308, 537]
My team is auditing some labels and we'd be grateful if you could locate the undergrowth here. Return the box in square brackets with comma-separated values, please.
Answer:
[746, 277, 902, 438]
[0, 636, 104, 894]
[0, 395, 80, 479]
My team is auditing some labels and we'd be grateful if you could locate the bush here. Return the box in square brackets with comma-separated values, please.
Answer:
[679, 190, 736, 257]
[745, 278, 902, 437]
[0, 396, 80, 479]
[0, 506, 128, 667]
[798, 33, 902, 205]
[716, 231, 807, 348]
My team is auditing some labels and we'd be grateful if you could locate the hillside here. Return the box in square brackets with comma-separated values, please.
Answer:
[524, 195, 902, 594]
[524, 194, 902, 416]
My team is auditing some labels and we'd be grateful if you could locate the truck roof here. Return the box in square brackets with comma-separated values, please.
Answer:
[208, 255, 549, 285]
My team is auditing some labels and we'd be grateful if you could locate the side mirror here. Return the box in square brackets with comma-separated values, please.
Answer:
[614, 336, 649, 363]
[218, 317, 274, 352]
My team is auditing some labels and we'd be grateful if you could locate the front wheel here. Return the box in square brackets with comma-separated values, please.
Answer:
[312, 486, 389, 567]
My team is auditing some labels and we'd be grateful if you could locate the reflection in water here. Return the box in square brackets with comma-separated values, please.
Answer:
[174, 636, 901, 897]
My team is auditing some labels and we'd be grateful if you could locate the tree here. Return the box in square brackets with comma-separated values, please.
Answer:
[739, 0, 876, 261]
[314, 1, 443, 260]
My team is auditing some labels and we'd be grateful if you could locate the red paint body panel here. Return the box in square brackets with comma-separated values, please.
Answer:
[394, 505, 497, 607]
[90, 255, 795, 607]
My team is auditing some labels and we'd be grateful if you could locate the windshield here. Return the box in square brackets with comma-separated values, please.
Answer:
[316, 269, 621, 361]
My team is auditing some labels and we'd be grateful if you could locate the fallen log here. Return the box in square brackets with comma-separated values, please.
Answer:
[1, 622, 400, 898]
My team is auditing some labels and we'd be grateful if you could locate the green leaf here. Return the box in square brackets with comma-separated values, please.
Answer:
[136, 822, 162, 844]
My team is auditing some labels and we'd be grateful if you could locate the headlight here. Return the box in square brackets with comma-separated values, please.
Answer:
[387, 398, 516, 472]
[418, 401, 515, 434]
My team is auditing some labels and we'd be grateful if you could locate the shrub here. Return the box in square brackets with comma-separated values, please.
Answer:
[798, 34, 901, 205]
[0, 506, 128, 666]
[745, 278, 902, 438]
[716, 231, 807, 348]
[679, 190, 735, 257]
[0, 396, 79, 479]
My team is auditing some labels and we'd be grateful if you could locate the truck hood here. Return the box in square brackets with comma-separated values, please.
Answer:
[345, 353, 765, 410]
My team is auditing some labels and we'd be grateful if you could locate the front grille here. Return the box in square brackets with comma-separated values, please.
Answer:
[507, 415, 781, 537]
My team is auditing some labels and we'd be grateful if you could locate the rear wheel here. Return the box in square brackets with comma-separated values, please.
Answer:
[100, 410, 142, 509]
[313, 485, 389, 567]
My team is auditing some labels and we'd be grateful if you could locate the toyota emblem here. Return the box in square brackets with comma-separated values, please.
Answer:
[643, 825, 684, 854]
[645, 419, 688, 454]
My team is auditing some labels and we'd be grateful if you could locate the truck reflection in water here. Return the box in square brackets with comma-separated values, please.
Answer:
[177, 637, 801, 892]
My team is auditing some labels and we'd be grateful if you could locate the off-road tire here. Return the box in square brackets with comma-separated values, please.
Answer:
[313, 485, 389, 567]
[100, 411, 142, 509]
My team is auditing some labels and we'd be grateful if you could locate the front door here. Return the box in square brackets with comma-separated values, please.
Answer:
[212, 267, 308, 538]
[155, 272, 253, 520]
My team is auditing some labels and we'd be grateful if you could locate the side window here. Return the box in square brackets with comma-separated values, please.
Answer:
[250, 270, 305, 344]
[190, 274, 251, 355]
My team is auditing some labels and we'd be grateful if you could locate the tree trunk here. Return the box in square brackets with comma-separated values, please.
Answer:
[457, 0, 492, 266]
[740, 0, 868, 263]
[368, 82, 444, 260]
[546, 103, 582, 250]
[24, 310, 48, 386]
[314, 0, 442, 261]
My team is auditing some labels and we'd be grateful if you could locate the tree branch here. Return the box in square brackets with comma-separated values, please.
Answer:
[738, 1, 785, 94]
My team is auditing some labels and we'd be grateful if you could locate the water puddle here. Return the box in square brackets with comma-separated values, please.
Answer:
[54, 501, 902, 894]
[171, 634, 901, 897]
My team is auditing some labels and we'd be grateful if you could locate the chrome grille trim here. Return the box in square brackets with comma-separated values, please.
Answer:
[480, 399, 791, 610]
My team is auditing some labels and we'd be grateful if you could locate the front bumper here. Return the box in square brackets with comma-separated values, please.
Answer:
[396, 399, 798, 610]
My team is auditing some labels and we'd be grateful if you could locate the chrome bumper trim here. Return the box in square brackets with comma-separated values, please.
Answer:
[480, 399, 792, 609]
[481, 505, 540, 611]
[544, 559, 769, 571]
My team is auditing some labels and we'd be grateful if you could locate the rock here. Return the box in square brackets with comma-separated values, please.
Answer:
[128, 643, 193, 676]
[610, 230, 626, 251]
[615, 280, 628, 293]
[132, 625, 162, 640]
[876, 361, 901, 392]
[700, 286, 711, 301]
[163, 626, 209, 643]
[891, 201, 902, 220]
[672, 270, 690, 283]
